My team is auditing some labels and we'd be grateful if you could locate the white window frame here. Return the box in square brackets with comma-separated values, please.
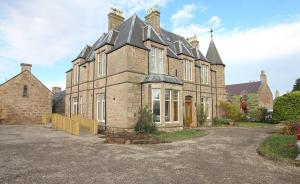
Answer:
[152, 89, 161, 123]
[201, 97, 211, 119]
[150, 47, 164, 74]
[165, 89, 171, 123]
[96, 94, 105, 122]
[72, 97, 78, 114]
[201, 64, 209, 84]
[173, 90, 179, 122]
[184, 60, 193, 81]
[97, 52, 106, 77]
[73, 65, 79, 84]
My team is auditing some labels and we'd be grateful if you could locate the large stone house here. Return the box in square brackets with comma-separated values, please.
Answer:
[65, 6, 226, 131]
[0, 63, 52, 124]
[226, 71, 273, 111]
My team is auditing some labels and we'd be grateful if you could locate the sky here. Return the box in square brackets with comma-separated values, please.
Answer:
[0, 0, 300, 96]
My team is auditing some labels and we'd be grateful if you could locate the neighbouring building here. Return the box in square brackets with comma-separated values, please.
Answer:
[0, 63, 52, 124]
[52, 87, 66, 114]
[226, 70, 273, 111]
[65, 6, 226, 131]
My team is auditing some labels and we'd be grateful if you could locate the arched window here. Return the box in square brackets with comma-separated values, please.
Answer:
[23, 85, 28, 96]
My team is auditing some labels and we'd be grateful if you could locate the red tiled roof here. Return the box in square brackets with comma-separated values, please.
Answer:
[226, 81, 261, 95]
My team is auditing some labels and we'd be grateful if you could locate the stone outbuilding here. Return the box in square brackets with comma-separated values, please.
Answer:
[52, 87, 66, 114]
[226, 71, 273, 111]
[0, 63, 52, 124]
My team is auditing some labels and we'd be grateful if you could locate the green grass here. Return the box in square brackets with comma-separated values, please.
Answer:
[259, 134, 298, 163]
[152, 129, 208, 142]
[236, 122, 275, 128]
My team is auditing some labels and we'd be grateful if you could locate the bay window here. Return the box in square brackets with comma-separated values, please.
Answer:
[150, 47, 164, 74]
[152, 89, 161, 123]
[165, 89, 171, 122]
[173, 90, 179, 121]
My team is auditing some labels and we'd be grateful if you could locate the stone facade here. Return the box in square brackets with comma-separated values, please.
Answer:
[226, 71, 273, 111]
[65, 7, 226, 131]
[0, 64, 52, 124]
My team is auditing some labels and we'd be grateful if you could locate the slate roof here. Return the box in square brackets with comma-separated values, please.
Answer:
[226, 81, 261, 95]
[206, 39, 224, 65]
[53, 90, 66, 105]
[71, 14, 211, 65]
[142, 74, 183, 85]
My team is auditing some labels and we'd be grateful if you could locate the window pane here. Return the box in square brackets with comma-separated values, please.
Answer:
[173, 90, 178, 121]
[159, 50, 164, 74]
[152, 89, 160, 122]
[150, 48, 155, 73]
[165, 90, 171, 122]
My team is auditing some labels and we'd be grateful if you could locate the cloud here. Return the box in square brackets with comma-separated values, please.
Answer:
[0, 0, 172, 67]
[208, 16, 222, 29]
[171, 4, 197, 27]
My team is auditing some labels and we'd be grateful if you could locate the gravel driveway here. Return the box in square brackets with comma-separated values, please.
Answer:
[0, 125, 299, 184]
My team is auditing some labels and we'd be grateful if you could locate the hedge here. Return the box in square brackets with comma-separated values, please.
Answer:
[273, 91, 300, 121]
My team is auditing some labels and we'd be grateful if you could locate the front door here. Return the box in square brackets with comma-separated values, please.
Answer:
[185, 96, 192, 127]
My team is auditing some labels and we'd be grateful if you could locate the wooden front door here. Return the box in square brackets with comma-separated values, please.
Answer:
[185, 96, 192, 127]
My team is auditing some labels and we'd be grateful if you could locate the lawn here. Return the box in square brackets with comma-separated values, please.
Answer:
[153, 129, 208, 142]
[258, 134, 298, 164]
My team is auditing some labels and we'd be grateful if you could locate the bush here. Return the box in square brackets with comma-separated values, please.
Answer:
[212, 117, 229, 126]
[273, 91, 300, 121]
[135, 106, 157, 134]
[219, 101, 240, 122]
[197, 104, 207, 126]
[248, 107, 268, 122]
[278, 121, 300, 135]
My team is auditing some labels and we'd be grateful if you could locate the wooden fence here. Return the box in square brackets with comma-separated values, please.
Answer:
[42, 114, 97, 136]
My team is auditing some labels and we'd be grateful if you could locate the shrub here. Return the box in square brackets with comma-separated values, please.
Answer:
[135, 106, 157, 134]
[273, 91, 300, 121]
[248, 107, 268, 122]
[197, 104, 207, 126]
[212, 117, 229, 126]
[219, 101, 240, 122]
[278, 121, 300, 135]
[292, 78, 300, 92]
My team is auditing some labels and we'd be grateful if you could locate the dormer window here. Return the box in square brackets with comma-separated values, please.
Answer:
[150, 47, 164, 74]
[23, 85, 28, 97]
[97, 52, 106, 77]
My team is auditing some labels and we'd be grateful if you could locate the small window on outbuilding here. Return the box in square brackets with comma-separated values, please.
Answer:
[23, 85, 28, 97]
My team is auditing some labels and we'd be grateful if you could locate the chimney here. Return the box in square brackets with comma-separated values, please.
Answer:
[145, 5, 160, 33]
[260, 70, 267, 84]
[108, 8, 124, 32]
[21, 63, 32, 73]
[187, 35, 199, 48]
[52, 87, 61, 94]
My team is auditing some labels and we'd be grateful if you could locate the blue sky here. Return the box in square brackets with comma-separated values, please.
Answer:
[0, 0, 300, 95]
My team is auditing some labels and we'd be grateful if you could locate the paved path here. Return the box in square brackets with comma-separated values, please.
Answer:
[0, 125, 299, 184]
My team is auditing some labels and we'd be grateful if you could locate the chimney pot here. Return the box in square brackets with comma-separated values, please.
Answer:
[145, 6, 160, 33]
[187, 35, 199, 48]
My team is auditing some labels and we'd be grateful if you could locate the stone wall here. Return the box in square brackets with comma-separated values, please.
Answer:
[0, 71, 52, 124]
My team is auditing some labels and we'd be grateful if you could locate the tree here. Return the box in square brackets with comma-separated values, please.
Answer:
[197, 104, 207, 126]
[273, 91, 300, 121]
[292, 78, 300, 92]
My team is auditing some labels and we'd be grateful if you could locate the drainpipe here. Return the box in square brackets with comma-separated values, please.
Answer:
[92, 61, 95, 120]
[70, 70, 73, 118]
[77, 65, 80, 115]
[105, 52, 108, 131]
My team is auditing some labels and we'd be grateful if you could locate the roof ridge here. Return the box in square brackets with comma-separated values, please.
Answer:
[127, 14, 137, 43]
[226, 81, 261, 86]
